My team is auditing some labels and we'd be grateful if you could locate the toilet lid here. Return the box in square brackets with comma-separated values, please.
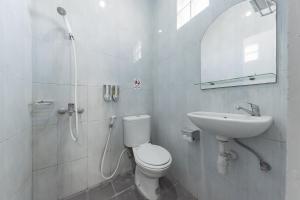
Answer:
[135, 144, 171, 166]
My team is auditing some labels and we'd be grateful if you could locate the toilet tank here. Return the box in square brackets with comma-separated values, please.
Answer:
[123, 115, 151, 147]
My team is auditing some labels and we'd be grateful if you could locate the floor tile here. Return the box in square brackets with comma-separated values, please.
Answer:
[159, 182, 198, 200]
[89, 182, 115, 200]
[63, 175, 197, 200]
[67, 192, 87, 200]
[176, 186, 198, 200]
[112, 187, 146, 200]
[159, 177, 174, 191]
[112, 172, 135, 193]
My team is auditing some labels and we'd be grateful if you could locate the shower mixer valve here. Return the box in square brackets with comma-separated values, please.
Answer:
[57, 103, 84, 115]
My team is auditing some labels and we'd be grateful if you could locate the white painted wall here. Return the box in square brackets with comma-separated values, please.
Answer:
[0, 0, 32, 199]
[286, 0, 300, 199]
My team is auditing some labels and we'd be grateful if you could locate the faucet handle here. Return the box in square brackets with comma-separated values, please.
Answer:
[247, 102, 258, 108]
[247, 102, 261, 116]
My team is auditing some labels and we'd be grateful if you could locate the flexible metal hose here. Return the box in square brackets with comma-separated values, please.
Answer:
[234, 138, 271, 172]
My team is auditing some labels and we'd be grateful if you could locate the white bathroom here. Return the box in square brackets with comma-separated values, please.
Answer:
[1, 0, 300, 200]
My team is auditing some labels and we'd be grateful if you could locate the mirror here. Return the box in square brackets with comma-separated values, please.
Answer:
[200, 0, 276, 89]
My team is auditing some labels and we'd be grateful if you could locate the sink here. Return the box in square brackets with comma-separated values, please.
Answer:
[187, 111, 272, 140]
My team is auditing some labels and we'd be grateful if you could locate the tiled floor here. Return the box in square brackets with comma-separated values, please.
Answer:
[63, 173, 197, 200]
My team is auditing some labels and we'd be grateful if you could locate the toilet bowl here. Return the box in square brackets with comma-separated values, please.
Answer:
[133, 143, 172, 200]
[123, 115, 172, 200]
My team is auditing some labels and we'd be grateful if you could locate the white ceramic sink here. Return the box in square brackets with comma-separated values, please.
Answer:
[187, 111, 272, 139]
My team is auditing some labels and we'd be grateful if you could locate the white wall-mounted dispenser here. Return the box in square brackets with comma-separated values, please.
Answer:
[112, 85, 120, 102]
[103, 85, 112, 102]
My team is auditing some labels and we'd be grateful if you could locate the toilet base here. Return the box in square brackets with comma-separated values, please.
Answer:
[135, 166, 160, 200]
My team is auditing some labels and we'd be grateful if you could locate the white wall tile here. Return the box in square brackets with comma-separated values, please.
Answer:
[0, 0, 32, 198]
[1, 131, 32, 199]
[33, 125, 58, 170]
[88, 86, 116, 122]
[88, 155, 106, 187]
[286, 0, 300, 199]
[58, 122, 88, 163]
[33, 166, 58, 200]
[32, 84, 70, 126]
[58, 158, 88, 199]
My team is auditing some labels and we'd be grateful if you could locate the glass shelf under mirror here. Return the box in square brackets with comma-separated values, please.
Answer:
[196, 73, 276, 89]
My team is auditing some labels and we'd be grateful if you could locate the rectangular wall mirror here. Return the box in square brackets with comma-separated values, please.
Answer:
[200, 0, 277, 89]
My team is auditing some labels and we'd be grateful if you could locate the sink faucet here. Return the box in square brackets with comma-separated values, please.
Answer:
[236, 103, 261, 116]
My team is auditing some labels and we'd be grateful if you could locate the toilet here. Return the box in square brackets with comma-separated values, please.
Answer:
[123, 115, 172, 200]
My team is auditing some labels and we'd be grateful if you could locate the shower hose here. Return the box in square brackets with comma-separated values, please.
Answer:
[69, 38, 79, 142]
[100, 126, 127, 180]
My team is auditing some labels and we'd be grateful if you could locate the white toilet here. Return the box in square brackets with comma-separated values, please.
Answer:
[123, 115, 172, 200]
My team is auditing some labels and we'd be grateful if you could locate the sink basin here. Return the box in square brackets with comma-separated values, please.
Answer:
[187, 111, 272, 139]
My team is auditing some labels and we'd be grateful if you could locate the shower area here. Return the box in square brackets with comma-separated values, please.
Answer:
[30, 0, 153, 199]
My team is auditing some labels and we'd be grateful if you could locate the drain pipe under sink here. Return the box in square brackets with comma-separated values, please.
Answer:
[216, 136, 238, 175]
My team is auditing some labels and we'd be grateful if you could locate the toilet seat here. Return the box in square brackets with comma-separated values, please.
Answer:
[133, 143, 172, 170]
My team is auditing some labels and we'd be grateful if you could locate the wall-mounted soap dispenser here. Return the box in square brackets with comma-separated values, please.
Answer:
[112, 85, 120, 102]
[103, 84, 120, 102]
[103, 85, 112, 102]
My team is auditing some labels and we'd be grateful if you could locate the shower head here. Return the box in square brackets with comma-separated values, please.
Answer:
[57, 7, 67, 16]
[56, 7, 74, 39]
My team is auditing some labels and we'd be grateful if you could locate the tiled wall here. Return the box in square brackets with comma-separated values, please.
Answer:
[151, 0, 287, 199]
[31, 0, 153, 199]
[286, 0, 300, 199]
[0, 0, 32, 200]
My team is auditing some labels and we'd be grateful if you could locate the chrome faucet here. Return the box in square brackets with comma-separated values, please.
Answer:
[236, 103, 261, 116]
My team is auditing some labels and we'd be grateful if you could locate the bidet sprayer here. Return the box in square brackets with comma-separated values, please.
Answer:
[109, 115, 117, 128]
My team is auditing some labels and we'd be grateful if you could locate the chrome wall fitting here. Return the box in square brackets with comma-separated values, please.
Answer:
[112, 85, 120, 102]
[68, 103, 75, 116]
[103, 85, 112, 102]
[33, 100, 54, 106]
[181, 128, 200, 142]
[57, 103, 84, 115]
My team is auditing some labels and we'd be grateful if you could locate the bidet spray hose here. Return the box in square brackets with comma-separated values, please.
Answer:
[100, 125, 127, 180]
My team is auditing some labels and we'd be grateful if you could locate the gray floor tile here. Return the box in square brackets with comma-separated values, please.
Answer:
[67, 192, 87, 200]
[89, 182, 115, 200]
[159, 182, 198, 200]
[64, 175, 197, 200]
[176, 184, 198, 200]
[112, 172, 135, 193]
[159, 177, 174, 191]
[112, 187, 146, 200]
[158, 184, 178, 200]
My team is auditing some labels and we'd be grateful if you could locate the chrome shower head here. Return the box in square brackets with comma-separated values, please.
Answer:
[56, 6, 75, 40]
[57, 7, 67, 16]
